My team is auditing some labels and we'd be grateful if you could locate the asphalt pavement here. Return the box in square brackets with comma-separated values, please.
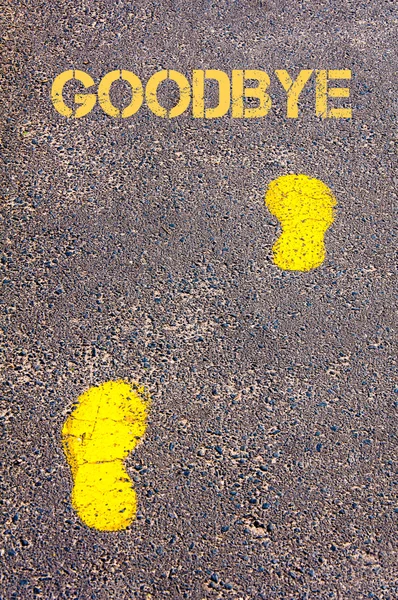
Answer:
[1, 1, 397, 598]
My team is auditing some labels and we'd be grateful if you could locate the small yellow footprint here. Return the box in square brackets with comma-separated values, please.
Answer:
[62, 380, 150, 531]
[265, 174, 336, 271]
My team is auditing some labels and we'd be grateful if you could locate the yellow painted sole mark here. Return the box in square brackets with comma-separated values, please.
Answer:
[265, 174, 336, 272]
[62, 380, 150, 531]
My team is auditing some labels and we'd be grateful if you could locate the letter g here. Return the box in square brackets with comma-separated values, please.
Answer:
[51, 70, 96, 118]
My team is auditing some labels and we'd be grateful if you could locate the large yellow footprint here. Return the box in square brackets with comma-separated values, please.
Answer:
[265, 174, 336, 271]
[62, 380, 150, 531]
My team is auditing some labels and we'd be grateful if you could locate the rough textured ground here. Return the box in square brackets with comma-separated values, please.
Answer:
[1, 1, 397, 598]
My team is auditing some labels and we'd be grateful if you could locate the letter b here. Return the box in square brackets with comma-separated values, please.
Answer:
[231, 70, 271, 118]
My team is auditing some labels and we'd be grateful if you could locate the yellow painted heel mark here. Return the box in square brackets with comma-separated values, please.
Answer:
[265, 174, 336, 272]
[62, 380, 150, 531]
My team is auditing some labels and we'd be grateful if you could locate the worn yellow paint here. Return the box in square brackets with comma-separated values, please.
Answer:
[275, 70, 313, 118]
[193, 70, 231, 118]
[315, 69, 352, 119]
[265, 174, 336, 272]
[51, 69, 351, 119]
[51, 69, 96, 118]
[97, 70, 144, 118]
[145, 70, 191, 118]
[231, 70, 272, 118]
[62, 380, 150, 531]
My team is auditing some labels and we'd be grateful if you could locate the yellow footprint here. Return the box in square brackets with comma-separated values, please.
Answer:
[62, 380, 150, 531]
[265, 174, 336, 271]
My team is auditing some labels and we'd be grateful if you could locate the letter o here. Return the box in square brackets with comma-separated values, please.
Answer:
[51, 70, 96, 118]
[146, 70, 191, 118]
[97, 70, 144, 118]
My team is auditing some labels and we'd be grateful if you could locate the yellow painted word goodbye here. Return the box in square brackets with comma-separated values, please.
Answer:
[51, 68, 352, 119]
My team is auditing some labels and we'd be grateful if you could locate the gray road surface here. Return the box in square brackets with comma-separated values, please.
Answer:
[1, 1, 397, 598]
